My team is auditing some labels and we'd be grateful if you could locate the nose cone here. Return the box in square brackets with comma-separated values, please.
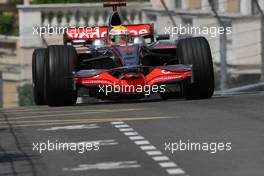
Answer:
[114, 45, 140, 66]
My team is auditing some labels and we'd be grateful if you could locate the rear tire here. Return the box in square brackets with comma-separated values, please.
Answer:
[32, 48, 46, 105]
[177, 37, 214, 99]
[45, 45, 77, 106]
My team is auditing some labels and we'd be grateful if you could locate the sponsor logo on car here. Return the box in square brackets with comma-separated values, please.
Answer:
[66, 24, 151, 40]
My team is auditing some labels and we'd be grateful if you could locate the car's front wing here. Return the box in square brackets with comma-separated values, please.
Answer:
[74, 65, 192, 94]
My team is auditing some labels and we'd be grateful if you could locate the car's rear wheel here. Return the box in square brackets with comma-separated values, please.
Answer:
[177, 37, 214, 99]
[45, 45, 77, 106]
[32, 48, 47, 105]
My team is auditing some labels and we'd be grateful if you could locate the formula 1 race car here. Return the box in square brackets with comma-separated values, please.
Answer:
[32, 1, 214, 106]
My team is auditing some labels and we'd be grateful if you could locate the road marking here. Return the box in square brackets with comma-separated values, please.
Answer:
[2, 108, 141, 115]
[124, 132, 138, 136]
[111, 121, 187, 175]
[146, 151, 163, 156]
[140, 145, 157, 150]
[79, 139, 118, 146]
[1, 105, 123, 113]
[62, 161, 141, 171]
[114, 124, 129, 128]
[1, 116, 173, 124]
[167, 168, 185, 175]
[159, 162, 178, 168]
[153, 156, 170, 161]
[1, 107, 88, 113]
[111, 122, 125, 125]
[2, 109, 109, 115]
[129, 136, 145, 140]
[134, 140, 150, 145]
[1, 108, 143, 121]
[37, 124, 99, 131]
[119, 128, 134, 132]
[0, 116, 175, 128]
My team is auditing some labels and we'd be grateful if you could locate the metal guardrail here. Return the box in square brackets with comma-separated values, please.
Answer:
[220, 82, 264, 93]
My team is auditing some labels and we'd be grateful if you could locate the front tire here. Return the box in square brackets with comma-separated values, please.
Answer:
[45, 45, 77, 106]
[177, 37, 214, 99]
[32, 48, 47, 105]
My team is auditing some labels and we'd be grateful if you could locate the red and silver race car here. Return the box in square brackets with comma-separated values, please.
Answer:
[32, 2, 214, 106]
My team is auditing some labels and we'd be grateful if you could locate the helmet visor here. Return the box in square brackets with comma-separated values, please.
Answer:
[110, 34, 130, 44]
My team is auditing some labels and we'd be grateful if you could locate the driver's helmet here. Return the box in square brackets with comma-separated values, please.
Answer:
[109, 25, 130, 45]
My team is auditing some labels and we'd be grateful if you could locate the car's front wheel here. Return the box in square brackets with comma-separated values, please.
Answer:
[45, 45, 77, 106]
[32, 48, 47, 105]
[177, 37, 214, 99]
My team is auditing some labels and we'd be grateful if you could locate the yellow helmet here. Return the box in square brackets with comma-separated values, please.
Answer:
[109, 25, 130, 44]
[109, 25, 130, 35]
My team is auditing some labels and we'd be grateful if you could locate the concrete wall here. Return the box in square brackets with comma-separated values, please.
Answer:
[226, 0, 240, 13]
[0, 35, 20, 107]
[0, 0, 8, 3]
[20, 48, 34, 82]
[189, 0, 202, 10]
[232, 18, 261, 72]
[3, 81, 18, 108]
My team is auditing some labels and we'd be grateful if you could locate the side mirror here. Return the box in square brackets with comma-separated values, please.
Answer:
[156, 34, 170, 41]
[133, 36, 145, 45]
[91, 39, 106, 49]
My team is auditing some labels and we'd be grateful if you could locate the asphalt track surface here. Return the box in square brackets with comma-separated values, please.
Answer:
[0, 92, 264, 176]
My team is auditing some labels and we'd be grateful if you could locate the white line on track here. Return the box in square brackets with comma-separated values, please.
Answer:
[111, 121, 187, 175]
[159, 162, 178, 168]
[119, 128, 134, 132]
[111, 122, 125, 125]
[167, 168, 185, 175]
[79, 139, 118, 146]
[124, 132, 138, 136]
[140, 145, 157, 150]
[114, 124, 129, 128]
[129, 136, 145, 140]
[37, 124, 99, 131]
[63, 161, 141, 171]
[153, 156, 169, 161]
[134, 140, 150, 145]
[146, 151, 163, 156]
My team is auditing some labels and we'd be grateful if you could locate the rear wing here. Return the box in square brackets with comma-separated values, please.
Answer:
[103, 1, 126, 11]
[64, 24, 154, 44]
